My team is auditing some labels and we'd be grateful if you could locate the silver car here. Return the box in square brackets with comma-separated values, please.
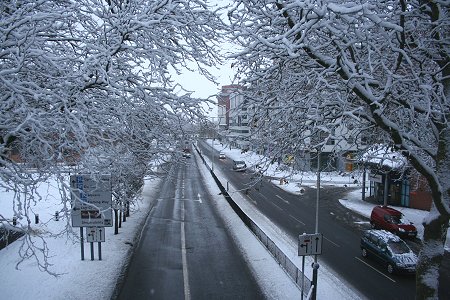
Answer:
[232, 160, 247, 171]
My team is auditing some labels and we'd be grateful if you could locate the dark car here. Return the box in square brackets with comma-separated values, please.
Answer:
[182, 148, 191, 158]
[370, 206, 417, 238]
[360, 230, 417, 274]
[232, 160, 247, 171]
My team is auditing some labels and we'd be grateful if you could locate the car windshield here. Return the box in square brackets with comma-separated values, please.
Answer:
[387, 240, 411, 254]
[385, 215, 401, 224]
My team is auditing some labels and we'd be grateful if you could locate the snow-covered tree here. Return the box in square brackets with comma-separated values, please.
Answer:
[228, 1, 449, 298]
[1, 0, 225, 272]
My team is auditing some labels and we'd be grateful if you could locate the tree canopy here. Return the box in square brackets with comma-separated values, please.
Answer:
[0, 0, 226, 272]
[228, 1, 449, 299]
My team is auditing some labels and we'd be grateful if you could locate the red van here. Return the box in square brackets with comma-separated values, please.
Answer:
[370, 206, 417, 238]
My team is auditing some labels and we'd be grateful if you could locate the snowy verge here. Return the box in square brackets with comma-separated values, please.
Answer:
[0, 177, 161, 300]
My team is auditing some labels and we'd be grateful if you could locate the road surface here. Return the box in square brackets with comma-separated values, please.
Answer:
[116, 155, 264, 299]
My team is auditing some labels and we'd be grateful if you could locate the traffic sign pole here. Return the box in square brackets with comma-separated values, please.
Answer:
[301, 256, 305, 300]
[80, 227, 84, 261]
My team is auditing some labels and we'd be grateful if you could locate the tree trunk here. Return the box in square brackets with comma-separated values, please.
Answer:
[114, 208, 118, 235]
[416, 211, 449, 299]
[417, 124, 450, 299]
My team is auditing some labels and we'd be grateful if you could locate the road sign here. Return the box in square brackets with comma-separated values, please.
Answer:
[86, 227, 106, 243]
[298, 233, 323, 256]
[70, 174, 113, 227]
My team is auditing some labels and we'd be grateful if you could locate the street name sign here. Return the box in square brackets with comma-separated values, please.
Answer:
[298, 233, 323, 256]
[70, 174, 113, 227]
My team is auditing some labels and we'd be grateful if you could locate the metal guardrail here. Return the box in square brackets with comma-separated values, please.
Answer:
[195, 144, 312, 295]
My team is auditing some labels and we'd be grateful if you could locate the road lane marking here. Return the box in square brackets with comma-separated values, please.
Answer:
[157, 197, 175, 201]
[181, 198, 202, 203]
[247, 195, 257, 205]
[323, 236, 340, 247]
[289, 214, 306, 225]
[354, 257, 396, 283]
[180, 200, 191, 300]
[270, 201, 283, 211]
[275, 194, 289, 204]
[159, 197, 201, 203]
[258, 193, 268, 200]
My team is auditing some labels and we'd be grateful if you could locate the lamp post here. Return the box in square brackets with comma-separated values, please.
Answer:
[312, 148, 321, 300]
[209, 115, 221, 172]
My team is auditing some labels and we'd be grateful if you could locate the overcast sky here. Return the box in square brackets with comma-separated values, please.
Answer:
[171, 0, 237, 116]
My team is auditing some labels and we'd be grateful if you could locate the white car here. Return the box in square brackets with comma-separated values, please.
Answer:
[232, 160, 247, 171]
[219, 152, 226, 159]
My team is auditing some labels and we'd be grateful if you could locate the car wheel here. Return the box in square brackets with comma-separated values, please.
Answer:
[387, 264, 394, 274]
[361, 248, 368, 258]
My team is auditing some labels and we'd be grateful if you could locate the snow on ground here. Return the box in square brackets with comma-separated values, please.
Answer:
[0, 139, 447, 300]
[0, 177, 161, 300]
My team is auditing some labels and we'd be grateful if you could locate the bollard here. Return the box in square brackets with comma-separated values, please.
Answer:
[35, 214, 39, 224]
[55, 211, 59, 221]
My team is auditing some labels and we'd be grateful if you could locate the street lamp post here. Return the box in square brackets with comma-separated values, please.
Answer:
[312, 149, 320, 300]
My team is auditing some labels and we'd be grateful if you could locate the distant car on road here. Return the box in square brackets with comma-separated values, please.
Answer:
[219, 152, 226, 159]
[232, 160, 247, 172]
[370, 206, 417, 238]
[182, 148, 191, 158]
[360, 230, 417, 274]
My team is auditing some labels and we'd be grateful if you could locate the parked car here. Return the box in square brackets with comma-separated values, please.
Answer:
[360, 230, 417, 274]
[232, 160, 247, 171]
[370, 206, 417, 238]
[219, 152, 226, 159]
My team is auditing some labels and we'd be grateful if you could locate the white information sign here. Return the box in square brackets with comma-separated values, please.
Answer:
[86, 227, 106, 243]
[298, 233, 323, 256]
[70, 174, 113, 227]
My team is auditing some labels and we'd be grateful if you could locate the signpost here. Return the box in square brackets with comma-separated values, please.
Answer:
[70, 174, 112, 260]
[86, 227, 105, 243]
[298, 233, 323, 256]
[70, 174, 113, 227]
[86, 227, 105, 260]
[298, 233, 323, 300]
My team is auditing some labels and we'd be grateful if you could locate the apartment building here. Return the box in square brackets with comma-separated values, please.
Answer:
[216, 85, 251, 150]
